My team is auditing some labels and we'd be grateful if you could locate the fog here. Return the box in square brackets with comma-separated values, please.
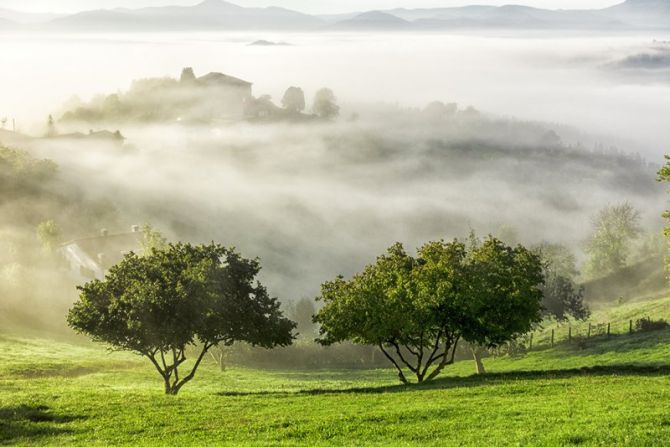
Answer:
[1, 30, 669, 331]
[0, 32, 669, 154]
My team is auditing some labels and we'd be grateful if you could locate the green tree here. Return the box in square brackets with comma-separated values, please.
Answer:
[140, 223, 168, 255]
[315, 237, 544, 383]
[584, 203, 641, 279]
[658, 157, 670, 276]
[461, 238, 545, 374]
[532, 243, 589, 322]
[68, 243, 296, 395]
[286, 297, 317, 338]
[281, 87, 306, 113]
[36, 220, 61, 253]
[312, 88, 340, 119]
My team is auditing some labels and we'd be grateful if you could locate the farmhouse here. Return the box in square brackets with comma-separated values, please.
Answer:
[180, 67, 253, 121]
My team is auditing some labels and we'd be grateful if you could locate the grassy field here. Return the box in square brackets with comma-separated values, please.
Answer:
[2, 322, 670, 447]
[531, 292, 670, 347]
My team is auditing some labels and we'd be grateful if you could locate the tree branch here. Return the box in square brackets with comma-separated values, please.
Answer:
[391, 341, 418, 374]
[173, 343, 212, 394]
[378, 342, 408, 385]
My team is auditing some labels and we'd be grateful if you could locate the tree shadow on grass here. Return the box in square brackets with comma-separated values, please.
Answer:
[0, 405, 86, 444]
[215, 364, 670, 398]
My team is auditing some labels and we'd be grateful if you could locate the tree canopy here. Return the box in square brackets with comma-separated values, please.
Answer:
[533, 243, 589, 322]
[312, 88, 340, 119]
[68, 243, 296, 395]
[584, 203, 641, 279]
[281, 87, 306, 113]
[315, 237, 544, 384]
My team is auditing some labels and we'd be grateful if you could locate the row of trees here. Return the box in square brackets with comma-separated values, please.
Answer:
[68, 233, 592, 392]
[281, 86, 340, 119]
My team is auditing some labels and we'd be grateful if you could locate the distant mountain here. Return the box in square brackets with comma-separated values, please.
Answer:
[0, 8, 62, 24]
[29, 0, 670, 33]
[603, 0, 670, 28]
[331, 11, 412, 30]
[408, 5, 626, 30]
[46, 0, 323, 31]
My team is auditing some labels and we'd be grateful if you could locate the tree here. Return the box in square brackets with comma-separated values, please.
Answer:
[180, 67, 196, 84]
[312, 88, 340, 120]
[460, 238, 545, 374]
[281, 87, 306, 113]
[584, 203, 641, 279]
[36, 220, 61, 253]
[658, 156, 670, 276]
[140, 223, 168, 255]
[315, 237, 544, 383]
[46, 115, 57, 137]
[533, 243, 589, 322]
[286, 297, 317, 338]
[68, 243, 296, 395]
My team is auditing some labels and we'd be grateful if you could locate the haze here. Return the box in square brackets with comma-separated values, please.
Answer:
[0, 0, 623, 14]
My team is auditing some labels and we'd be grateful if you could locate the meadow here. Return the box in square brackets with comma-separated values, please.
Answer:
[3, 307, 670, 446]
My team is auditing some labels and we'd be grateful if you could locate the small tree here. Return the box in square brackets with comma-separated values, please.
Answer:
[36, 220, 61, 253]
[68, 243, 296, 395]
[281, 87, 306, 113]
[313, 88, 340, 120]
[140, 223, 168, 255]
[46, 115, 57, 137]
[286, 297, 317, 338]
[584, 203, 641, 279]
[533, 243, 589, 322]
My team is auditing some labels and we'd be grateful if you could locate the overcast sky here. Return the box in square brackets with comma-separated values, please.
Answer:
[0, 0, 623, 15]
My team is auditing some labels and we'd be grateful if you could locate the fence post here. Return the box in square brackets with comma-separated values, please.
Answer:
[607, 323, 611, 338]
[551, 329, 555, 347]
[588, 323, 592, 338]
[529, 333, 533, 350]
[629, 320, 633, 334]
[568, 326, 572, 343]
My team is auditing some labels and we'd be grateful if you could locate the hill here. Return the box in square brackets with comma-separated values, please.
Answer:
[331, 11, 412, 31]
[46, 0, 322, 31]
[0, 8, 61, 24]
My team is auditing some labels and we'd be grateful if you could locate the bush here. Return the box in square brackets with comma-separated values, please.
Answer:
[635, 318, 670, 333]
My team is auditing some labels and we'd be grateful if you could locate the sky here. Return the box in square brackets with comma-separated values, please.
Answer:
[0, 0, 624, 15]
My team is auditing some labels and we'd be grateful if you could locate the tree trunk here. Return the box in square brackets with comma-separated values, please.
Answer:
[472, 347, 486, 375]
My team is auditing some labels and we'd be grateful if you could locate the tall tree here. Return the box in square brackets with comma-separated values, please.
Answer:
[533, 243, 589, 322]
[584, 203, 641, 279]
[281, 87, 306, 113]
[68, 243, 296, 395]
[312, 88, 340, 119]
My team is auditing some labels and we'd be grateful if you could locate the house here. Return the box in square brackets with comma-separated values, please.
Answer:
[60, 226, 142, 283]
[180, 67, 254, 121]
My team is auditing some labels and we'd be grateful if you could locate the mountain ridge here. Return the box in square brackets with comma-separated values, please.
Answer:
[6, 0, 670, 32]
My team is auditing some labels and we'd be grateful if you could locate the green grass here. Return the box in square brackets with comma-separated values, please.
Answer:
[2, 325, 670, 447]
[532, 292, 670, 346]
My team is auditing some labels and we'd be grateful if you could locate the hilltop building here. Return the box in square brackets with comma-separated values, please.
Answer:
[179, 67, 253, 121]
